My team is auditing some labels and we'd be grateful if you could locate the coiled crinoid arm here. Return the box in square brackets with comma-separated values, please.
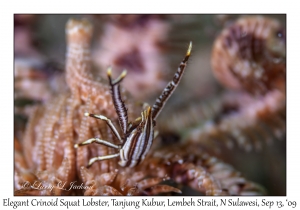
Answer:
[211, 16, 285, 95]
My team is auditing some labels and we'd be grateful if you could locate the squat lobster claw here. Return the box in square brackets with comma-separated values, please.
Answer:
[74, 42, 192, 168]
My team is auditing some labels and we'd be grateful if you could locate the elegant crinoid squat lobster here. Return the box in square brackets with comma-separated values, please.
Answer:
[75, 42, 192, 168]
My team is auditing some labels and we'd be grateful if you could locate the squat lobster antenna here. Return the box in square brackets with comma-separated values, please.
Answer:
[151, 41, 192, 120]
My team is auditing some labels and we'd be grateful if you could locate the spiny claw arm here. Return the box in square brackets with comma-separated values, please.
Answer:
[151, 41, 192, 120]
[107, 68, 129, 134]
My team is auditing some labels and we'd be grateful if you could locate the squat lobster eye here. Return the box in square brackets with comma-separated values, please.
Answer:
[74, 42, 192, 168]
